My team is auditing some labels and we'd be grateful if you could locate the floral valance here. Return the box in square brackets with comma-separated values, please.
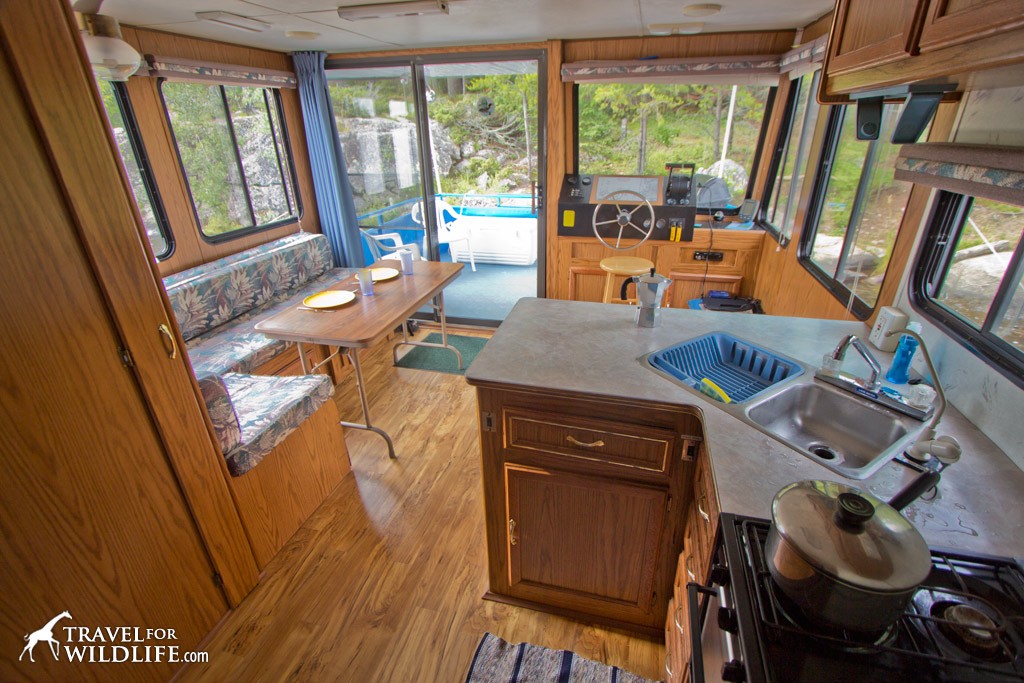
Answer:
[779, 35, 828, 77]
[561, 55, 782, 86]
[144, 56, 297, 89]
[894, 143, 1024, 206]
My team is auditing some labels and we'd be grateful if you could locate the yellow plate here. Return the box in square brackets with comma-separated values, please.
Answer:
[302, 290, 355, 309]
[371, 267, 400, 282]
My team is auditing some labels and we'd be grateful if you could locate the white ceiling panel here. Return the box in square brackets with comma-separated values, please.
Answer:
[97, 0, 833, 54]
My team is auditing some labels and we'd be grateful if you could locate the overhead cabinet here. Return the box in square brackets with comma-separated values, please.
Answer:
[821, 0, 1024, 99]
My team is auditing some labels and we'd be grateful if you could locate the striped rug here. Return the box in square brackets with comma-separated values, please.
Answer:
[464, 633, 661, 683]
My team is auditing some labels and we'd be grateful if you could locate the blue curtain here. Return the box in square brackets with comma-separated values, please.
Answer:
[292, 52, 364, 268]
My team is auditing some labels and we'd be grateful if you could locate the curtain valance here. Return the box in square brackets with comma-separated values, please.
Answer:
[144, 56, 297, 88]
[894, 143, 1024, 205]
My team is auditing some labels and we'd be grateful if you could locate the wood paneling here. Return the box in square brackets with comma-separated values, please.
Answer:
[1, 0, 259, 606]
[0, 4, 229, 680]
[828, 0, 923, 76]
[180, 328, 666, 682]
[227, 401, 350, 568]
[918, 0, 1024, 52]
[327, 41, 549, 61]
[546, 40, 567, 300]
[563, 32, 796, 62]
[119, 27, 322, 276]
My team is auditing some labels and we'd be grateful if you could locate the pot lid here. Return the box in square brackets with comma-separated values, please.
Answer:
[772, 480, 932, 592]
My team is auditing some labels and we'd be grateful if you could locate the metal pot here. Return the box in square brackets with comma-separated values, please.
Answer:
[766, 480, 932, 634]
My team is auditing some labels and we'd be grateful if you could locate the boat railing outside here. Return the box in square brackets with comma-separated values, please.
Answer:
[358, 192, 536, 227]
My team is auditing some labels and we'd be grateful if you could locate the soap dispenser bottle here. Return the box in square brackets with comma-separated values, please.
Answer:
[885, 322, 922, 384]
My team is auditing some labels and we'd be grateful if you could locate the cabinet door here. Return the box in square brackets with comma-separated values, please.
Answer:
[828, 0, 927, 75]
[505, 464, 668, 622]
[918, 0, 1024, 52]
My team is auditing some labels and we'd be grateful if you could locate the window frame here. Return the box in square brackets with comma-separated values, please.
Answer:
[103, 81, 174, 260]
[798, 104, 910, 319]
[911, 191, 1024, 388]
[158, 79, 303, 244]
[570, 81, 777, 215]
[760, 69, 820, 246]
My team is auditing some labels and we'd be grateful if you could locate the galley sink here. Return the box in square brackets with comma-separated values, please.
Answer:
[744, 382, 922, 479]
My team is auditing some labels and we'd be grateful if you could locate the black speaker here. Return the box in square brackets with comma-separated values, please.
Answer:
[856, 97, 883, 140]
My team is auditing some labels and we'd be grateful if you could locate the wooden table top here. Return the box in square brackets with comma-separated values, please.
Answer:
[255, 260, 463, 348]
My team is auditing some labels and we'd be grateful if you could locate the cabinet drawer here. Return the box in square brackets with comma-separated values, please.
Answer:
[504, 407, 676, 473]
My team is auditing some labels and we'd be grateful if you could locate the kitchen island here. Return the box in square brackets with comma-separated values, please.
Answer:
[465, 297, 1024, 645]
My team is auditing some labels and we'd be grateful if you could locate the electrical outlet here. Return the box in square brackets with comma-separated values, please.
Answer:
[693, 251, 724, 261]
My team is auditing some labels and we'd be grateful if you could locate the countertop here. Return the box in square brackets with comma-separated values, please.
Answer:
[465, 298, 1024, 557]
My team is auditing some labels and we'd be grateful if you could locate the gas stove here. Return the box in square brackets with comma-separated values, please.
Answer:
[693, 514, 1024, 682]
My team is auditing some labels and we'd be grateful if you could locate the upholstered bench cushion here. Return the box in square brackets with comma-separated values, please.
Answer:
[165, 232, 334, 342]
[195, 371, 242, 454]
[184, 267, 355, 376]
[220, 372, 335, 477]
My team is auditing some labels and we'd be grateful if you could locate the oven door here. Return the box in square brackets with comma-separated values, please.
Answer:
[687, 535, 751, 683]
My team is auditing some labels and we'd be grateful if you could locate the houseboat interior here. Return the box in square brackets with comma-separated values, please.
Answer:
[3, 0, 1024, 680]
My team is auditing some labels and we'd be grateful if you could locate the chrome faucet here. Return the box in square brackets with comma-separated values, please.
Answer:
[830, 334, 883, 391]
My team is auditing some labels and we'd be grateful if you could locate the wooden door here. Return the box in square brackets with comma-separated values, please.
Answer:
[0, 21, 228, 683]
[505, 464, 668, 624]
[827, 0, 927, 75]
[917, 0, 1024, 52]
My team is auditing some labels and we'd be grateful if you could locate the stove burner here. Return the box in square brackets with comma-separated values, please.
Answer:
[767, 577, 896, 650]
[931, 600, 1010, 661]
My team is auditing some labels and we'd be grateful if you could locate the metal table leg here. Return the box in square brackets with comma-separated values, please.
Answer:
[391, 291, 464, 369]
[339, 347, 397, 459]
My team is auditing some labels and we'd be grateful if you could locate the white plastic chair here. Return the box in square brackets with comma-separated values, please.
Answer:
[360, 229, 423, 263]
[411, 197, 476, 271]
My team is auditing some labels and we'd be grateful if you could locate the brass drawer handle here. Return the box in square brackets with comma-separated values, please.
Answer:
[674, 605, 687, 634]
[509, 518, 517, 546]
[566, 435, 605, 449]
[686, 554, 696, 582]
[158, 323, 177, 359]
[664, 654, 674, 679]
[697, 494, 710, 523]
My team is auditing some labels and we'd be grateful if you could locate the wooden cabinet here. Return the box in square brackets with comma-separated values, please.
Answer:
[665, 445, 720, 683]
[822, 0, 1024, 98]
[474, 386, 702, 635]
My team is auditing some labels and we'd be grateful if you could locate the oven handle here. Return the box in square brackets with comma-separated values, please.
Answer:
[687, 581, 718, 683]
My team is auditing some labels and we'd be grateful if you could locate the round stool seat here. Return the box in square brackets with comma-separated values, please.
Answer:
[599, 256, 655, 303]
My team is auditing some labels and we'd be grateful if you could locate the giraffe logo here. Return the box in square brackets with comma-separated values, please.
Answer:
[18, 611, 72, 663]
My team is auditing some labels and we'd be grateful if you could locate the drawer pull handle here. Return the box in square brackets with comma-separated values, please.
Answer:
[686, 554, 696, 582]
[158, 323, 178, 359]
[566, 435, 605, 448]
[664, 654, 674, 679]
[509, 518, 518, 546]
[674, 605, 687, 634]
[697, 494, 710, 523]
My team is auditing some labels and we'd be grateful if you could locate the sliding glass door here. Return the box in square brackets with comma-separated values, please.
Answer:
[328, 52, 546, 325]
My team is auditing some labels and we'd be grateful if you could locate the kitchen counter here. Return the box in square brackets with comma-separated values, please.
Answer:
[466, 298, 1024, 557]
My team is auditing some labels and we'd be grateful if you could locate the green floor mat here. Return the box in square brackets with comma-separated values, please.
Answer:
[394, 333, 487, 376]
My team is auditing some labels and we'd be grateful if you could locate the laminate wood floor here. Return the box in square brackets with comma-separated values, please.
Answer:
[181, 326, 665, 682]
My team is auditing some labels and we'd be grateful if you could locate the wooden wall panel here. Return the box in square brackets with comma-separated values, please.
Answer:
[546, 40, 566, 300]
[563, 32, 796, 62]
[119, 27, 322, 276]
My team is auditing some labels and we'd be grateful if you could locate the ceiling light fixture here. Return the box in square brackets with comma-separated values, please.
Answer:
[338, 0, 450, 22]
[195, 11, 272, 33]
[76, 12, 142, 82]
[682, 3, 722, 17]
[648, 22, 704, 35]
[286, 30, 321, 40]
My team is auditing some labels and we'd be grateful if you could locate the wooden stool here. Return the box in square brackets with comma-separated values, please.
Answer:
[600, 256, 654, 303]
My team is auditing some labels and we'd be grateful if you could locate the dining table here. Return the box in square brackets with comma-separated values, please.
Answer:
[255, 259, 464, 459]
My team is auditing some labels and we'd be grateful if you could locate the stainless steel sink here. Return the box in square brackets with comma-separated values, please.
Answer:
[743, 382, 922, 479]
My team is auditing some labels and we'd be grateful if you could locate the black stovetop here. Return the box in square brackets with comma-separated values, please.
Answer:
[721, 515, 1024, 682]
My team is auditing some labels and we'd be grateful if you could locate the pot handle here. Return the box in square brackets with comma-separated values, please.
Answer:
[620, 276, 635, 302]
[888, 470, 941, 511]
[687, 581, 719, 683]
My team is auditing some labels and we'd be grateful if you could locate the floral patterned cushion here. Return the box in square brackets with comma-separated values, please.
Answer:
[195, 371, 241, 454]
[221, 372, 335, 477]
[164, 233, 334, 342]
[184, 268, 357, 376]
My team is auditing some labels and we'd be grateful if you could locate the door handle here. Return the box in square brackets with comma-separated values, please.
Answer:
[509, 518, 518, 546]
[158, 323, 177, 359]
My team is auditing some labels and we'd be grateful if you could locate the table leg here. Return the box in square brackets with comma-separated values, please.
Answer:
[297, 342, 311, 374]
[339, 347, 397, 460]
[391, 291, 464, 369]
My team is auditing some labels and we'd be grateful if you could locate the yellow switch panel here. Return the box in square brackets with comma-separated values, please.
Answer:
[563, 210, 575, 228]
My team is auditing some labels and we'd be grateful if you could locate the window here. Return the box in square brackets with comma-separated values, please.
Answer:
[763, 70, 821, 244]
[799, 103, 921, 317]
[161, 82, 300, 240]
[576, 82, 775, 210]
[914, 193, 1024, 383]
[97, 80, 172, 259]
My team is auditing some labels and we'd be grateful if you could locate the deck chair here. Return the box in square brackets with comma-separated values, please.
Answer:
[360, 229, 423, 263]
[411, 197, 476, 271]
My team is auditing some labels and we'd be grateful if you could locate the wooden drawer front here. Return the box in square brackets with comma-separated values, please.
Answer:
[504, 407, 674, 473]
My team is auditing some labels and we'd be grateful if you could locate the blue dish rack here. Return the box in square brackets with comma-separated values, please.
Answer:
[646, 332, 804, 403]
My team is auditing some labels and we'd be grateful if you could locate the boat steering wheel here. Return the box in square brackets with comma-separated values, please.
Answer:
[591, 190, 656, 251]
